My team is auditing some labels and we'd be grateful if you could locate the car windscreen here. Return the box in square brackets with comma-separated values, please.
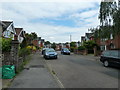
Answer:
[63, 48, 69, 51]
[46, 49, 55, 52]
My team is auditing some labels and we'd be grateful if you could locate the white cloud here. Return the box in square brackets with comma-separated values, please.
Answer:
[2, 2, 97, 19]
[69, 8, 99, 18]
[20, 22, 88, 43]
[1, 0, 102, 3]
[1, 2, 100, 43]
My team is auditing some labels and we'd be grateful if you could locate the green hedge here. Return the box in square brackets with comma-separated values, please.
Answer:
[78, 46, 85, 51]
[18, 48, 31, 57]
[1, 38, 12, 52]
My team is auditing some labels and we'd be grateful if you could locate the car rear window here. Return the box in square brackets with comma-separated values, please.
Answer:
[110, 51, 120, 58]
[103, 50, 120, 58]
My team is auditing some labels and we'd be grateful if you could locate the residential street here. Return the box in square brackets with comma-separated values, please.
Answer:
[1, 1, 120, 89]
[9, 51, 119, 88]
[46, 51, 119, 88]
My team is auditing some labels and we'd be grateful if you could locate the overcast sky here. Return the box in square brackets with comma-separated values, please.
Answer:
[1, 0, 101, 43]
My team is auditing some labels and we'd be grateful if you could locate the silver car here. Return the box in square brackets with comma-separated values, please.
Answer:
[44, 48, 58, 59]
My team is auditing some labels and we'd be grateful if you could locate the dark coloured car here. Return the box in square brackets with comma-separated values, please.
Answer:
[100, 50, 120, 67]
[61, 48, 70, 55]
[44, 48, 58, 59]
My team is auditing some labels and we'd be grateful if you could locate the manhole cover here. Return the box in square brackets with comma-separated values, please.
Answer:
[30, 65, 45, 68]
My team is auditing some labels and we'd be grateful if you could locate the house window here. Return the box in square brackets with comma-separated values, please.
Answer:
[110, 43, 115, 49]
[100, 45, 106, 51]
[110, 34, 113, 39]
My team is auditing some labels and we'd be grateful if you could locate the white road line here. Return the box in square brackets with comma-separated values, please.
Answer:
[44, 60, 64, 88]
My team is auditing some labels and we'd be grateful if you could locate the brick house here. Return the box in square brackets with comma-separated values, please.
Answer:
[40, 39, 45, 48]
[96, 35, 120, 51]
[32, 37, 41, 47]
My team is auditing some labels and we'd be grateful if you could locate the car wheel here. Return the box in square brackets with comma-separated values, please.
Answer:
[44, 55, 46, 58]
[56, 57, 58, 59]
[103, 60, 109, 67]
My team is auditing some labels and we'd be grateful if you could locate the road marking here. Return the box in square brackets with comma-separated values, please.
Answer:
[44, 60, 64, 88]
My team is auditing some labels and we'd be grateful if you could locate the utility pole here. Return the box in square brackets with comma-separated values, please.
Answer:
[70, 35, 72, 49]
[70, 35, 72, 43]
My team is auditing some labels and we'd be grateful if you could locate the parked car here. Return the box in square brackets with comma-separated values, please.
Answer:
[61, 48, 70, 55]
[44, 48, 58, 59]
[100, 50, 120, 67]
[42, 48, 49, 55]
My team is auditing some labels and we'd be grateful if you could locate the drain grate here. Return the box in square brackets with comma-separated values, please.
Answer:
[30, 65, 45, 68]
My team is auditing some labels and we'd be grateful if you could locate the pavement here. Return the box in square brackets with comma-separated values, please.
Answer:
[7, 52, 59, 88]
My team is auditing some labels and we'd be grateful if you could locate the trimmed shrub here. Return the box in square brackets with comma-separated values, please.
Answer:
[70, 47, 77, 52]
[18, 48, 31, 57]
[26, 46, 32, 50]
[1, 38, 12, 52]
[78, 46, 85, 51]
[32, 46, 37, 51]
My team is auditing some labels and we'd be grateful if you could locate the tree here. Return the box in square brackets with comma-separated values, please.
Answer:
[83, 40, 97, 50]
[31, 32, 37, 40]
[20, 37, 27, 48]
[44, 41, 51, 45]
[25, 33, 32, 45]
[90, 0, 119, 40]
[2, 38, 12, 52]
[99, 1, 117, 26]
[70, 42, 77, 52]
[51, 42, 56, 49]
[70, 42, 76, 47]
[113, 0, 120, 35]
[25, 32, 38, 45]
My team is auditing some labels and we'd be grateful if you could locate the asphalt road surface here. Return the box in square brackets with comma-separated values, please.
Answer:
[46, 51, 120, 88]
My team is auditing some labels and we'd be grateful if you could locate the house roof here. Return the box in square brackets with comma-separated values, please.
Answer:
[15, 28, 23, 36]
[81, 36, 85, 41]
[15, 28, 25, 37]
[2, 21, 13, 28]
[1, 21, 14, 32]
[37, 37, 41, 40]
[41, 39, 45, 42]
[85, 33, 93, 39]
[0, 21, 7, 32]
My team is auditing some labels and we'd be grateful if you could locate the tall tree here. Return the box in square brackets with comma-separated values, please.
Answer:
[90, 0, 117, 39]
[44, 41, 51, 45]
[99, 0, 117, 26]
[113, 0, 120, 35]
[25, 32, 38, 45]
[31, 32, 37, 40]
